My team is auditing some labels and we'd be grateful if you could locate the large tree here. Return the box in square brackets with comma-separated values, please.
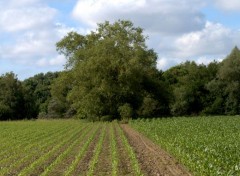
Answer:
[56, 20, 170, 120]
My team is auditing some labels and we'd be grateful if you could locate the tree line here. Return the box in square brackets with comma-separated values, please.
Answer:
[1, 20, 240, 121]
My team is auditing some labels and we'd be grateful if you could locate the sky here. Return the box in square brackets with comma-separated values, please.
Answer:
[0, 0, 240, 80]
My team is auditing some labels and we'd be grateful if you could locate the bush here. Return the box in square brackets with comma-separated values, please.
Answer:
[118, 103, 133, 122]
[100, 115, 113, 122]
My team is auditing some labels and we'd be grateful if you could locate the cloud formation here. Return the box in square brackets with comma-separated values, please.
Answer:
[0, 8, 56, 32]
[214, 0, 240, 11]
[1, 0, 240, 79]
[156, 22, 240, 70]
[0, 1, 77, 72]
[0, 0, 56, 32]
[37, 55, 66, 67]
[72, 0, 206, 35]
[72, 0, 240, 70]
[173, 22, 240, 58]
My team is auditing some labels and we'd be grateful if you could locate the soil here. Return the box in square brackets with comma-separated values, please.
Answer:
[121, 124, 192, 176]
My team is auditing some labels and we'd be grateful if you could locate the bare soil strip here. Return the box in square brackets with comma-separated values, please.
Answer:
[121, 124, 192, 176]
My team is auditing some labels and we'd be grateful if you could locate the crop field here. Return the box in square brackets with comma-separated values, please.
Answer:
[130, 116, 240, 176]
[0, 120, 189, 176]
[1, 117, 238, 176]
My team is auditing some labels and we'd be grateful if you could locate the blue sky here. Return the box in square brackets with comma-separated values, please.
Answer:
[0, 0, 240, 80]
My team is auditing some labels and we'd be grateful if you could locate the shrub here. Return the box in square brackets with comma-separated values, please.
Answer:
[118, 103, 133, 122]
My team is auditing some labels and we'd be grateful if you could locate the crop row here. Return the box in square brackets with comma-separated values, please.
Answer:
[130, 116, 240, 176]
[0, 122, 68, 156]
[0, 120, 142, 175]
[0, 126, 77, 175]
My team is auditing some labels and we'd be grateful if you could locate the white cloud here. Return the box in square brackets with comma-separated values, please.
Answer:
[157, 57, 189, 71]
[0, 21, 80, 69]
[157, 58, 168, 70]
[173, 22, 240, 58]
[72, 0, 206, 35]
[49, 55, 66, 66]
[196, 56, 223, 65]
[37, 55, 66, 67]
[214, 0, 240, 11]
[153, 21, 240, 70]
[55, 23, 88, 38]
[0, 7, 56, 32]
[8, 0, 40, 6]
[1, 31, 55, 60]
[0, 0, 77, 71]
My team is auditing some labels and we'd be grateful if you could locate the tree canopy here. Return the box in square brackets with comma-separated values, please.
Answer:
[55, 20, 170, 120]
[0, 72, 24, 120]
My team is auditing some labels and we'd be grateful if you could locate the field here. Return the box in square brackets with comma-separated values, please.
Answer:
[0, 120, 188, 176]
[130, 116, 240, 176]
[0, 117, 239, 176]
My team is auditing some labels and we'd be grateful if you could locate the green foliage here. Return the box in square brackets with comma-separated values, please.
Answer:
[130, 116, 240, 176]
[100, 115, 113, 122]
[164, 61, 214, 116]
[137, 95, 159, 117]
[22, 72, 59, 119]
[118, 103, 133, 120]
[56, 20, 169, 120]
[47, 98, 66, 118]
[206, 47, 240, 115]
[0, 72, 24, 120]
[49, 71, 74, 118]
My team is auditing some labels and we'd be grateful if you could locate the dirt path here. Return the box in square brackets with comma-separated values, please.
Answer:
[121, 124, 192, 176]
